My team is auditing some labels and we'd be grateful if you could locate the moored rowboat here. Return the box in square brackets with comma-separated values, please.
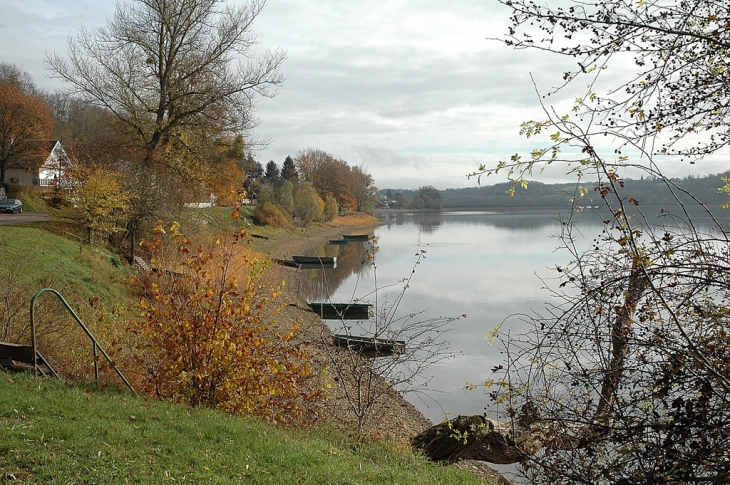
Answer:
[307, 302, 371, 319]
[342, 234, 370, 241]
[332, 334, 406, 355]
[292, 255, 336, 265]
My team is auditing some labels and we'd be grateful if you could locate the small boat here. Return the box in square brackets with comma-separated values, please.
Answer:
[342, 234, 370, 241]
[292, 255, 337, 265]
[274, 258, 301, 268]
[300, 262, 336, 270]
[308, 302, 371, 319]
[328, 239, 350, 245]
[275, 258, 336, 269]
[332, 334, 406, 356]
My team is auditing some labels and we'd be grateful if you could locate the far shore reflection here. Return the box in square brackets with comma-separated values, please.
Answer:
[298, 207, 730, 425]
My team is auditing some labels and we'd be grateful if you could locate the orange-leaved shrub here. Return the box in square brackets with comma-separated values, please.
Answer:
[253, 201, 291, 227]
[131, 221, 319, 425]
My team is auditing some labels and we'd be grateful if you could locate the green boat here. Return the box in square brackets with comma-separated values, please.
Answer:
[332, 334, 406, 355]
[328, 239, 350, 245]
[307, 302, 371, 319]
[342, 234, 371, 241]
[292, 255, 336, 265]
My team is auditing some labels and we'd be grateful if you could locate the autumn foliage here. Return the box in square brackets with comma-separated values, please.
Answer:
[131, 221, 320, 425]
[0, 85, 53, 183]
[68, 165, 131, 243]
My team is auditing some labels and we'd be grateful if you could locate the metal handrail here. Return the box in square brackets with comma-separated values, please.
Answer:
[29, 288, 136, 395]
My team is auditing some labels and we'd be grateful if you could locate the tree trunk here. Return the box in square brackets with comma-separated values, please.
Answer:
[413, 259, 651, 465]
[593, 256, 649, 424]
[129, 228, 136, 264]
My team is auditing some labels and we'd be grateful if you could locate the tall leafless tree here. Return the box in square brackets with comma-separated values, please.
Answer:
[47, 0, 285, 166]
[46, 0, 285, 260]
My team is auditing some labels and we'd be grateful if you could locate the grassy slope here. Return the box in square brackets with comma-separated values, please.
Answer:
[0, 374, 484, 484]
[0, 219, 491, 485]
[0, 224, 134, 308]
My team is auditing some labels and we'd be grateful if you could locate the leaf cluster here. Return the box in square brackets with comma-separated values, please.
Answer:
[499, 0, 730, 158]
[293, 148, 378, 214]
[0, 85, 54, 181]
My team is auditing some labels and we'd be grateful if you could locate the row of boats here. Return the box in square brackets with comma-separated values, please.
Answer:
[275, 234, 371, 268]
[283, 233, 405, 356]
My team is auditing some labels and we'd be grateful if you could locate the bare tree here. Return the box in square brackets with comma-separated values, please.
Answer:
[47, 0, 285, 260]
[425, 2, 730, 482]
[318, 241, 460, 433]
[351, 164, 378, 214]
[47, 0, 285, 166]
[496, 0, 730, 159]
[481, 156, 730, 483]
[0, 63, 39, 96]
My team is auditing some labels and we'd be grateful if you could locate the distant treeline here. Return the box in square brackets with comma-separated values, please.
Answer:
[381, 172, 730, 209]
[379, 186, 443, 209]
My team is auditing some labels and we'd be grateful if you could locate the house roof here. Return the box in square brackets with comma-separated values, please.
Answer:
[7, 140, 69, 169]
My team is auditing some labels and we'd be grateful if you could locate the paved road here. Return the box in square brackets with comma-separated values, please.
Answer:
[0, 212, 50, 225]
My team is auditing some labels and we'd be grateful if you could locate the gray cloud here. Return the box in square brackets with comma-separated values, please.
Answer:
[250, 0, 580, 187]
[3, 0, 704, 190]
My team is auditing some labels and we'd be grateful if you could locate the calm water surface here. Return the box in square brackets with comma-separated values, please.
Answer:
[299, 208, 730, 423]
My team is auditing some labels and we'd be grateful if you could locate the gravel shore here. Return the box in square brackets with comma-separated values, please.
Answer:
[249, 216, 511, 484]
[249, 217, 433, 439]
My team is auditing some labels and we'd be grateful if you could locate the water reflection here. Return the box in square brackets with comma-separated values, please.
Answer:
[299, 211, 581, 424]
[298, 240, 375, 302]
[379, 210, 444, 233]
[379, 208, 583, 232]
[298, 208, 730, 425]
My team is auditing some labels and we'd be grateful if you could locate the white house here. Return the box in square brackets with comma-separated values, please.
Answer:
[6, 140, 72, 187]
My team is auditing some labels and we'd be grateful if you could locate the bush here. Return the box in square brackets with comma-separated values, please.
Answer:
[253, 201, 291, 227]
[294, 183, 324, 225]
[323, 195, 338, 222]
[131, 222, 320, 424]
[276, 180, 295, 214]
[256, 184, 275, 206]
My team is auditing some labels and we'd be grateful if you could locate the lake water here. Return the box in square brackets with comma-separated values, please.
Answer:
[298, 207, 730, 424]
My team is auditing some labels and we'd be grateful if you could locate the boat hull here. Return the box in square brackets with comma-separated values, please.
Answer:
[342, 234, 370, 241]
[332, 334, 406, 356]
[308, 302, 371, 319]
[292, 255, 337, 265]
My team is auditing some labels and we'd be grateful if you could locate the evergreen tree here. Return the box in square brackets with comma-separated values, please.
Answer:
[281, 155, 298, 182]
[264, 160, 280, 186]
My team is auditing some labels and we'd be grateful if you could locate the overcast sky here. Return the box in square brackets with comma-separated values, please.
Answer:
[0, 0, 722, 190]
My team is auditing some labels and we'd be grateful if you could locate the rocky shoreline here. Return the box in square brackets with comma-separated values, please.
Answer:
[249, 215, 512, 485]
[249, 217, 433, 439]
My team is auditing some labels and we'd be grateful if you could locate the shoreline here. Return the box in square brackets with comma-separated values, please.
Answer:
[249, 216, 434, 439]
[249, 215, 513, 484]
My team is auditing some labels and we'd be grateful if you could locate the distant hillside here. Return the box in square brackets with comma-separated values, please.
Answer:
[380, 172, 730, 209]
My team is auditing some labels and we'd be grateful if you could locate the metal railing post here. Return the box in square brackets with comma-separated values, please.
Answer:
[93, 342, 99, 380]
[30, 288, 136, 395]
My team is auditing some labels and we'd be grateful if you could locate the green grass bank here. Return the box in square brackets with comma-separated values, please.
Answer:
[0, 373, 485, 484]
[0, 214, 496, 484]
